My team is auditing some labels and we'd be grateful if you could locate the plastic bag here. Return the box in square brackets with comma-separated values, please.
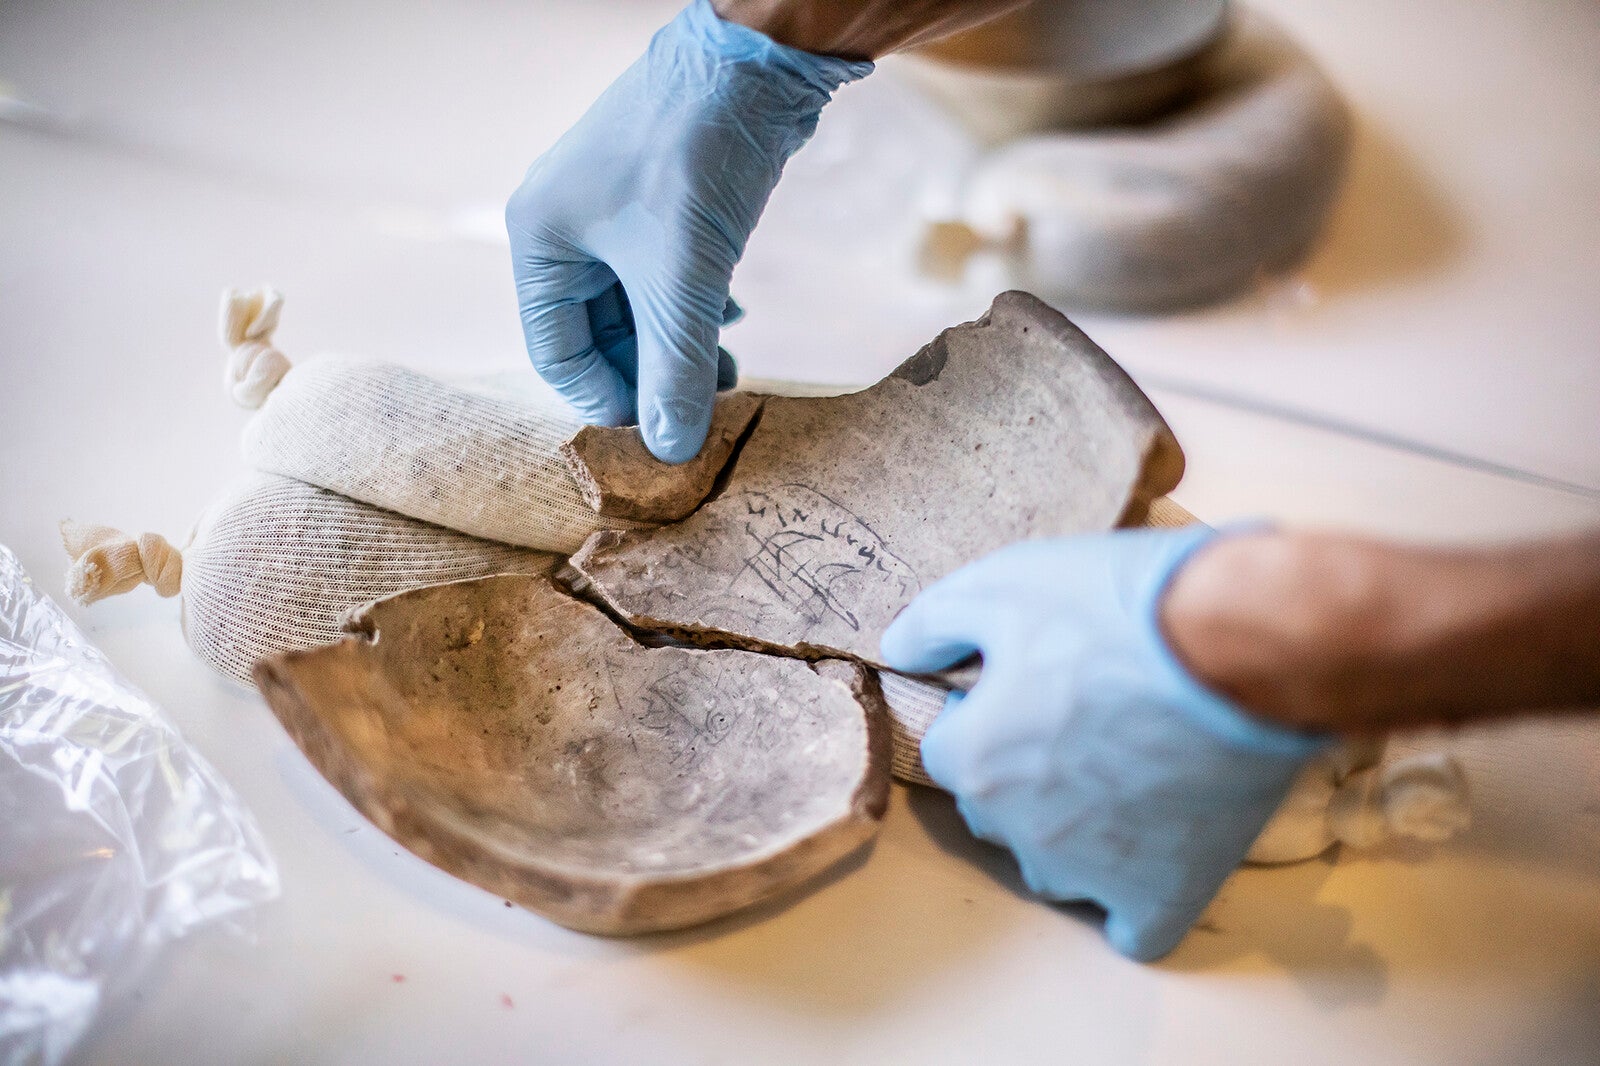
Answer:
[0, 544, 279, 1066]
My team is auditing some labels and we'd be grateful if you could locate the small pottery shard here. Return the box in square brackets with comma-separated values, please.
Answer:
[560, 393, 765, 523]
[570, 291, 1184, 668]
[254, 574, 890, 935]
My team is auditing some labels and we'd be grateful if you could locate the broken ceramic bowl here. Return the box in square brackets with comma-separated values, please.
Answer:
[255, 574, 890, 934]
[255, 291, 1187, 933]
[568, 291, 1184, 671]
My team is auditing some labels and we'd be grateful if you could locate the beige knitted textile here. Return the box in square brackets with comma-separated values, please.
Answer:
[65, 474, 557, 686]
[224, 290, 645, 555]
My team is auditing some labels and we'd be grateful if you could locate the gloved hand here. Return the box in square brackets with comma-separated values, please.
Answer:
[880, 525, 1327, 961]
[506, 0, 871, 463]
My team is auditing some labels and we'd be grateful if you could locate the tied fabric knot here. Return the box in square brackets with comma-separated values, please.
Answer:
[60, 520, 184, 605]
[222, 286, 291, 409]
[1246, 743, 1471, 864]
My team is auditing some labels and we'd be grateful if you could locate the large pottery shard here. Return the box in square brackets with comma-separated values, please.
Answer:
[568, 291, 1185, 667]
[254, 574, 890, 934]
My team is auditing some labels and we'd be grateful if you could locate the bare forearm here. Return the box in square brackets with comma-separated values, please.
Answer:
[1161, 529, 1600, 734]
[713, 0, 1027, 59]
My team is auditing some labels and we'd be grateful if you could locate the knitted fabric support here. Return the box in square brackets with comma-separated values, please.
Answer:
[183, 475, 560, 684]
[66, 474, 558, 686]
[222, 288, 647, 554]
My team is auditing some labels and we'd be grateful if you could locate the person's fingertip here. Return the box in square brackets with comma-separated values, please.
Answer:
[1103, 913, 1168, 963]
[643, 397, 712, 464]
[572, 373, 635, 426]
[533, 352, 634, 427]
[920, 703, 973, 793]
[715, 347, 739, 391]
[590, 395, 636, 427]
[881, 603, 977, 674]
[878, 610, 924, 670]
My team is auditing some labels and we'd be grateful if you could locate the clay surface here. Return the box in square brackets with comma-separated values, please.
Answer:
[561, 392, 764, 523]
[254, 574, 890, 935]
[570, 292, 1183, 668]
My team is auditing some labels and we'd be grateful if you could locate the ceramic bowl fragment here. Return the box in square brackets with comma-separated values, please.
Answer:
[569, 291, 1184, 669]
[255, 574, 890, 934]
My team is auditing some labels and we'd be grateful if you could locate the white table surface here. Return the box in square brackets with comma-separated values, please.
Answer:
[2, 2, 1598, 1063]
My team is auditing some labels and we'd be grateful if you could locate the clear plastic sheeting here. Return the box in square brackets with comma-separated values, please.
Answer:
[0, 545, 278, 1066]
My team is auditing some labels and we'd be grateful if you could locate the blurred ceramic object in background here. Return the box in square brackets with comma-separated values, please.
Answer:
[897, 0, 1230, 142]
[909, 7, 1352, 312]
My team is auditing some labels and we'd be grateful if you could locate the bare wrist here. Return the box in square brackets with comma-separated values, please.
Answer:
[1159, 530, 1394, 734]
[1162, 527, 1600, 734]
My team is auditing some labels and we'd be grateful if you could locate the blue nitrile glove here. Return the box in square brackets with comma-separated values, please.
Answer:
[880, 525, 1328, 962]
[505, 0, 871, 463]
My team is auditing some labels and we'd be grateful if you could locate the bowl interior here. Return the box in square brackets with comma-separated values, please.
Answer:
[292, 576, 876, 880]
